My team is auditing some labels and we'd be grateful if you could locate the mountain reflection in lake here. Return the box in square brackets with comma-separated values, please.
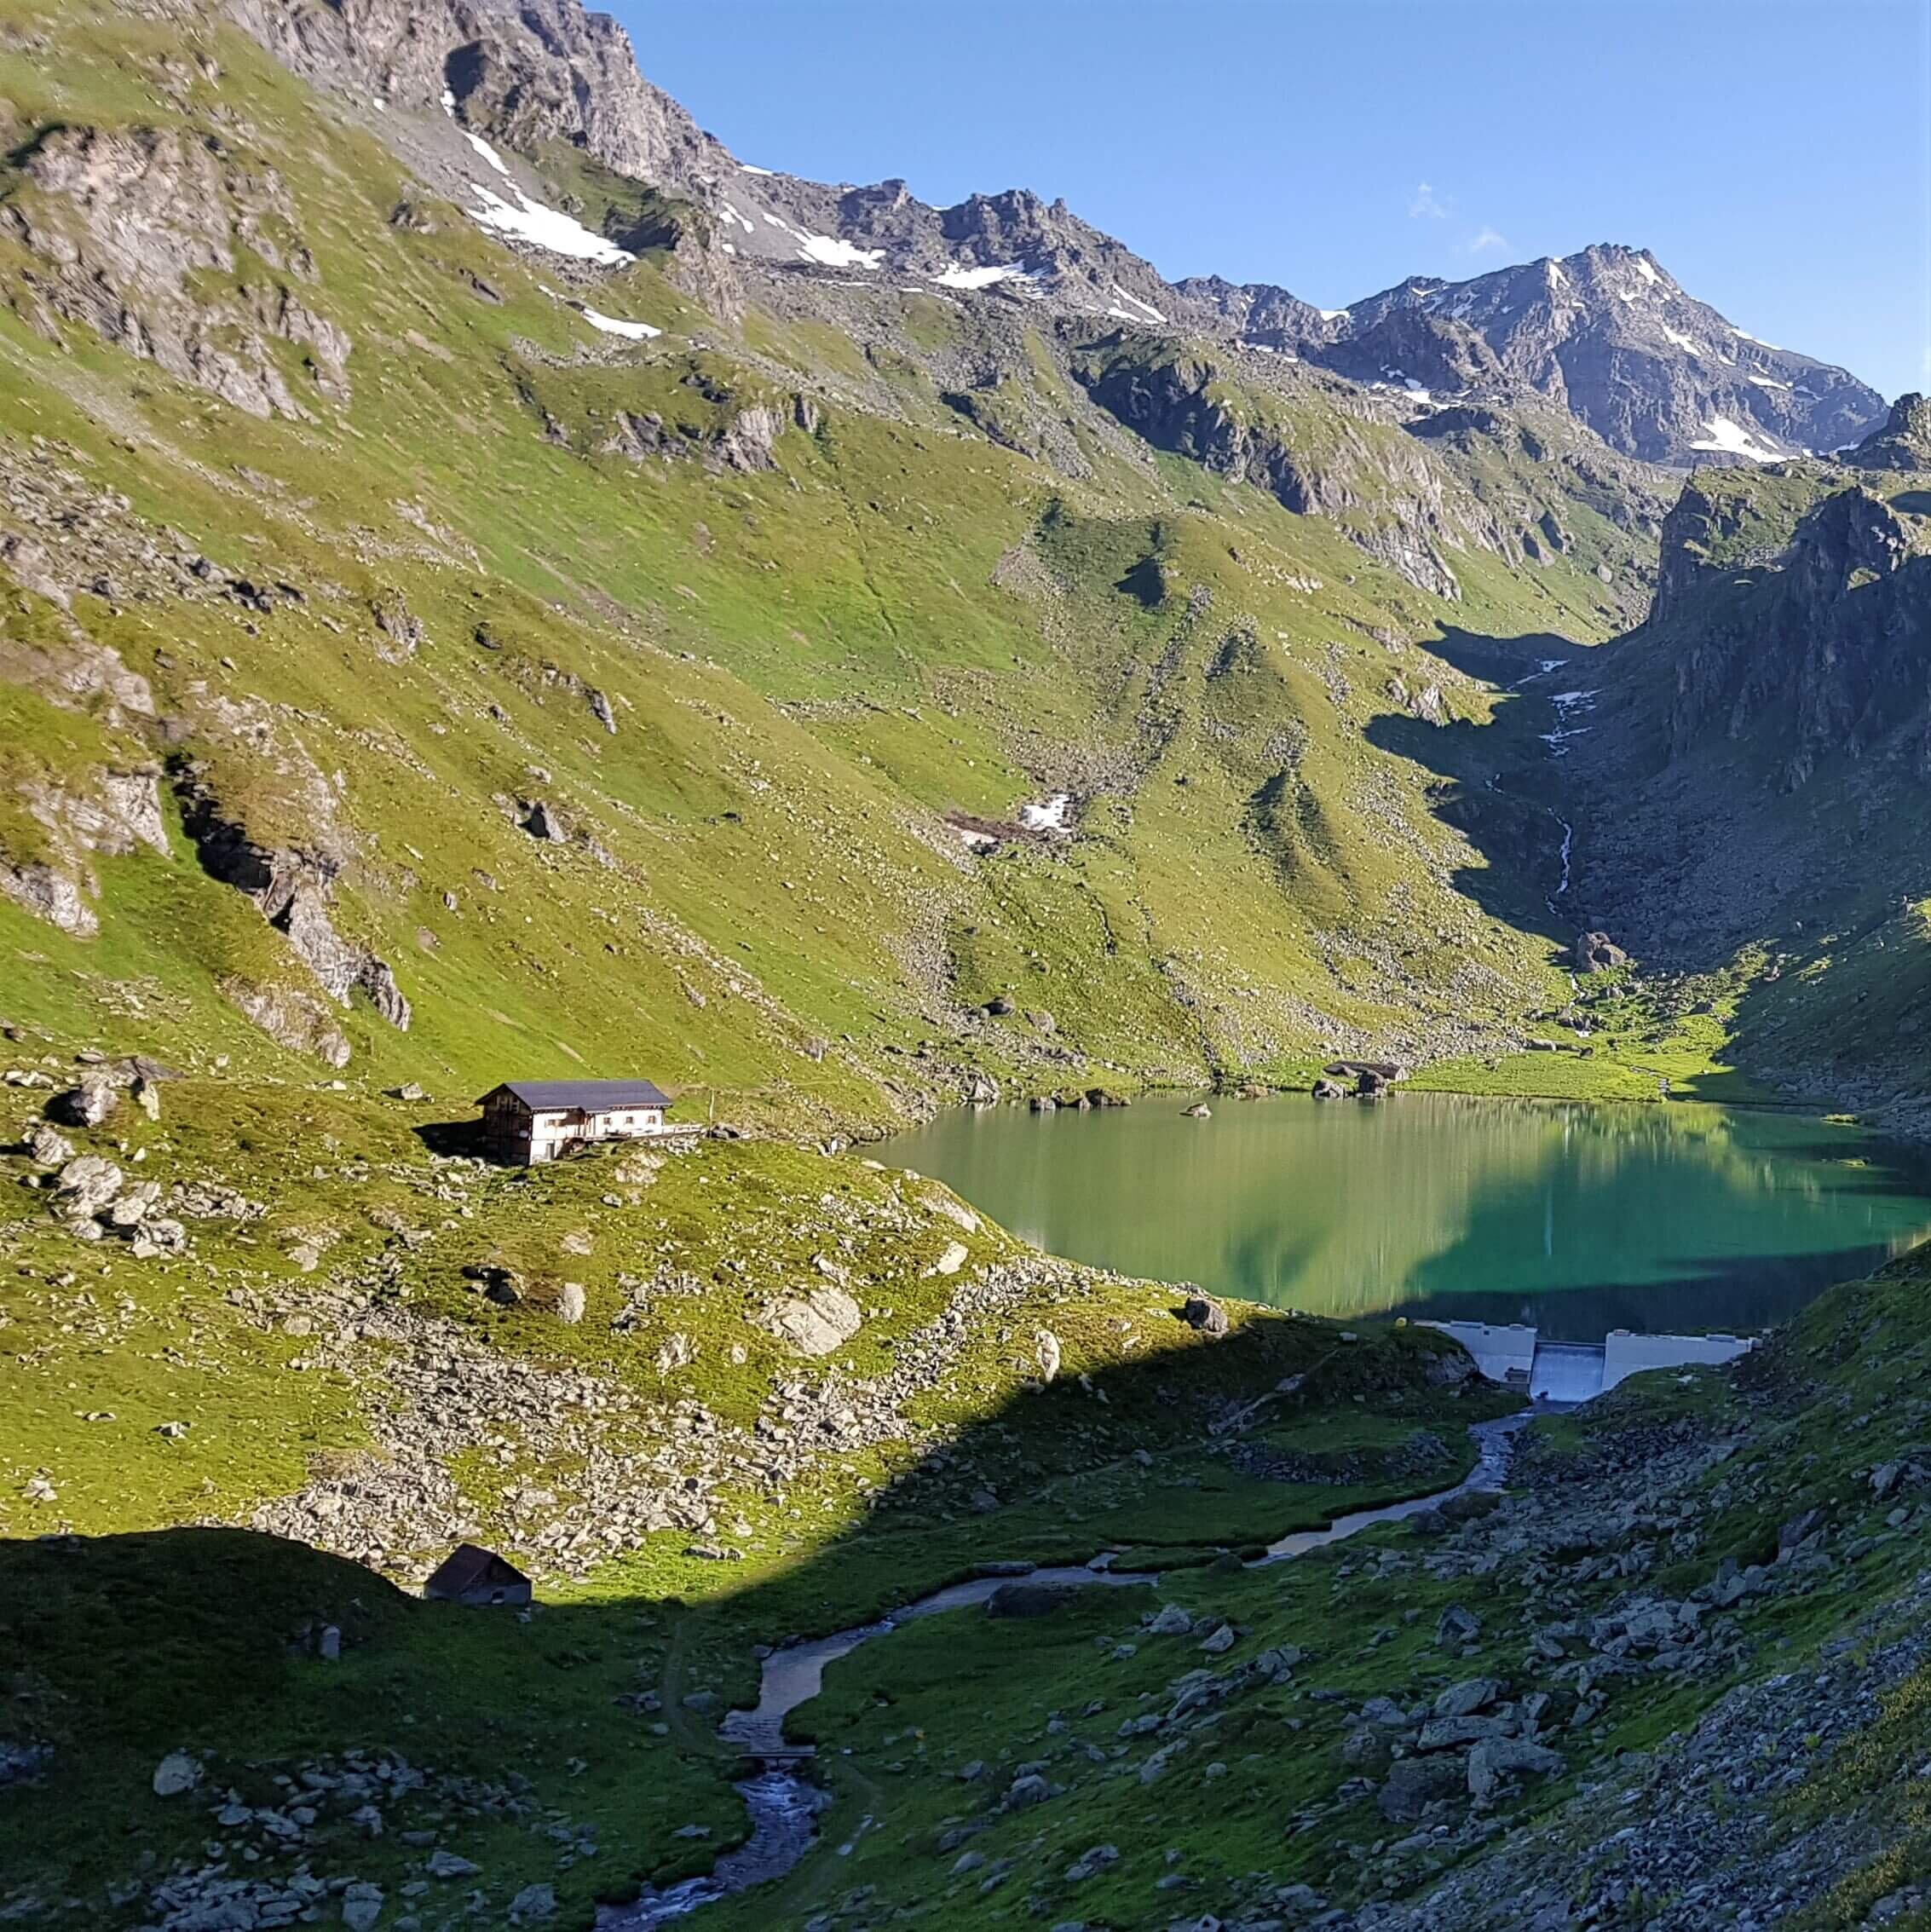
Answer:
[894, 1094, 1931, 1341]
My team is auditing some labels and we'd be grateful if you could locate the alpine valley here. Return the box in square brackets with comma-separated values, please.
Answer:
[6, 3, 1931, 1930]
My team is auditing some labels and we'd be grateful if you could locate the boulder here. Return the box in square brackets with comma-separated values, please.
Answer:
[1467, 1737, 1565, 1800]
[1005, 1772, 1051, 1808]
[51, 1075, 119, 1127]
[1417, 1715, 1507, 1751]
[152, 1751, 201, 1797]
[1035, 1329, 1063, 1382]
[1432, 1676, 1502, 1719]
[1575, 930, 1629, 973]
[1063, 1843, 1119, 1883]
[508, 1885, 557, 1923]
[26, 1123, 74, 1166]
[1378, 1755, 1465, 1823]
[343, 1884, 385, 1932]
[55, 1154, 123, 1217]
[762, 1285, 862, 1358]
[1435, 1603, 1482, 1647]
[1311, 1079, 1345, 1100]
[1179, 1294, 1229, 1335]
[1778, 1506, 1826, 1554]
[1147, 1603, 1194, 1635]
[522, 800, 567, 843]
[556, 1281, 586, 1324]
[1183, 1102, 1212, 1118]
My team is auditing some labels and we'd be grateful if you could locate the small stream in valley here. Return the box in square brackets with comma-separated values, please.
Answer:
[603, 1413, 1531, 1925]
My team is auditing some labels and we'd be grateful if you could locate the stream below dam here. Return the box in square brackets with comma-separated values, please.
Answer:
[603, 1413, 1532, 1926]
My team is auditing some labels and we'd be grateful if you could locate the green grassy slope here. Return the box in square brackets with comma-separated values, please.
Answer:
[0, 0, 1685, 1133]
[0, 1076, 1507, 1923]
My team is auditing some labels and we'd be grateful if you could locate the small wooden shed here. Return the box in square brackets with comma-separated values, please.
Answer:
[424, 1543, 533, 1607]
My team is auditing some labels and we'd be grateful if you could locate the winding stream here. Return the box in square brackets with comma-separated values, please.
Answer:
[605, 1412, 1532, 1925]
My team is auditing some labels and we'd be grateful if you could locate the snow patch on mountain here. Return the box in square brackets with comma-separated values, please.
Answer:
[936, 262, 1035, 291]
[461, 128, 509, 176]
[1111, 285, 1167, 326]
[581, 307, 660, 339]
[1690, 416, 1786, 464]
[468, 182, 634, 262]
[796, 234, 884, 269]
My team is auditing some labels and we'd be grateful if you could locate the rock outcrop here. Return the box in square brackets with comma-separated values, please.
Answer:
[0, 769, 169, 939]
[176, 768, 409, 1034]
[6, 124, 350, 419]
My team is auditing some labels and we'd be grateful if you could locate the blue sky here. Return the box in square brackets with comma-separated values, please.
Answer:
[614, 0, 1927, 400]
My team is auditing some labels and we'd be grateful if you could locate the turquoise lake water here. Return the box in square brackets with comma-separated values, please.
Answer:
[894, 1093, 1931, 1340]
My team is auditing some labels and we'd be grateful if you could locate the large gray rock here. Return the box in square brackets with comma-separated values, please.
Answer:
[1378, 1755, 1465, 1822]
[55, 1154, 123, 1216]
[51, 1075, 119, 1128]
[1467, 1737, 1565, 1800]
[761, 1285, 862, 1357]
[342, 1881, 384, 1930]
[1433, 1676, 1503, 1719]
[151, 1751, 201, 1796]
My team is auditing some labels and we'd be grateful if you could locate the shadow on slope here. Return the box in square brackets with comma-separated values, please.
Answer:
[0, 1313, 1507, 1923]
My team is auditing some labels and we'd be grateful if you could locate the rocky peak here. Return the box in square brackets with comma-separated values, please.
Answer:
[228, 0, 729, 194]
[1325, 244, 1885, 467]
[1174, 276, 1337, 348]
[1847, 392, 1931, 471]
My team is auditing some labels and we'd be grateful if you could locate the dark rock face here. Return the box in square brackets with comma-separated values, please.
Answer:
[174, 767, 411, 1034]
[1847, 392, 1931, 472]
[1071, 343, 1489, 598]
[1655, 486, 1927, 787]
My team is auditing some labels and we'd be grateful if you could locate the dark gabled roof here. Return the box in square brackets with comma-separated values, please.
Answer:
[424, 1543, 530, 1595]
[476, 1079, 672, 1112]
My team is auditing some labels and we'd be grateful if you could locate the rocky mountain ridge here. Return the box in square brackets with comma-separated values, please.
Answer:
[222, 0, 1886, 470]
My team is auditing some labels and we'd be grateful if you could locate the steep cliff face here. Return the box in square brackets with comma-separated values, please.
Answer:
[1555, 408, 1931, 1063]
[228, 0, 727, 192]
[1657, 486, 1928, 783]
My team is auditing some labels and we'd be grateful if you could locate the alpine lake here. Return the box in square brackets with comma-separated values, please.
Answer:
[894, 1092, 1931, 1341]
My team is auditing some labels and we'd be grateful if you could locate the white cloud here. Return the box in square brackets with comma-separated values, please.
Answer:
[1409, 182, 1449, 220]
[1467, 225, 1507, 254]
